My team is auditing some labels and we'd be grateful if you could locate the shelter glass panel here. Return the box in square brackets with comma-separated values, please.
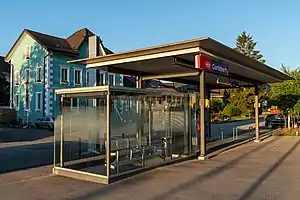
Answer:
[54, 94, 108, 177]
[109, 92, 192, 176]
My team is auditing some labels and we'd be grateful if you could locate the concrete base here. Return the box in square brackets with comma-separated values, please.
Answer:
[197, 156, 207, 161]
[254, 139, 261, 143]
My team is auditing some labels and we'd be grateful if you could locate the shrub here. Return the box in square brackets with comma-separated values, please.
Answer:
[222, 104, 242, 117]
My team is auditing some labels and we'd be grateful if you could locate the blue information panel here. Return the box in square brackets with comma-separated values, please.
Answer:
[211, 60, 229, 75]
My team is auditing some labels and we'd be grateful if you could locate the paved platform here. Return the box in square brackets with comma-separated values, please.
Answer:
[1, 136, 300, 200]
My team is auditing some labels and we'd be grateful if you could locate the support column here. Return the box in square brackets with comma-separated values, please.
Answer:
[60, 96, 64, 167]
[184, 96, 190, 155]
[136, 76, 142, 88]
[206, 86, 211, 140]
[136, 76, 143, 147]
[254, 86, 260, 142]
[106, 90, 111, 177]
[198, 71, 206, 160]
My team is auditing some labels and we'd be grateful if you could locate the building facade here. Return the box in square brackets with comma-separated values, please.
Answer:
[5, 28, 123, 124]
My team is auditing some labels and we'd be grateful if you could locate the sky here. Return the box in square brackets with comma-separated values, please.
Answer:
[0, 0, 299, 69]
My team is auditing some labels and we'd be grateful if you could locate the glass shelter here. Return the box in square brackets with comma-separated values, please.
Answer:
[53, 85, 198, 184]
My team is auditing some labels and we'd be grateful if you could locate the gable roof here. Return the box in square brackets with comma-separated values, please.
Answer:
[25, 29, 78, 56]
[5, 28, 113, 61]
[67, 28, 95, 51]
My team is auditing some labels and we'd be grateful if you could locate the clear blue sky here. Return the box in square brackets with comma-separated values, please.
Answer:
[1, 0, 299, 69]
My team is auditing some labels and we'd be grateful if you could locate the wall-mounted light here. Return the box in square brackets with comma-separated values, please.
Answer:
[173, 57, 194, 68]
[216, 77, 240, 88]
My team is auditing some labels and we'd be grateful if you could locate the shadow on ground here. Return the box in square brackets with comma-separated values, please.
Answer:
[0, 128, 53, 142]
[0, 141, 55, 174]
[70, 136, 281, 200]
[238, 138, 300, 200]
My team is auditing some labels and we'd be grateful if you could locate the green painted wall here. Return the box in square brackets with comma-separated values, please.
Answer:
[11, 33, 47, 123]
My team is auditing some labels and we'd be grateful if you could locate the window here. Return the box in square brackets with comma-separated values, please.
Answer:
[96, 70, 105, 86]
[61, 67, 69, 83]
[36, 92, 42, 111]
[25, 94, 30, 111]
[109, 73, 115, 86]
[72, 98, 78, 107]
[15, 95, 19, 109]
[86, 71, 89, 85]
[25, 69, 30, 83]
[36, 67, 42, 82]
[99, 72, 104, 85]
[74, 69, 82, 85]
[14, 71, 20, 85]
[25, 45, 31, 60]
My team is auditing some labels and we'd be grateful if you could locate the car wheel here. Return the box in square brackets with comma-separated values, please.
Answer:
[48, 124, 53, 130]
[35, 123, 40, 129]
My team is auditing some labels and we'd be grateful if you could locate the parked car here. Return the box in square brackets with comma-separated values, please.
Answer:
[265, 114, 285, 129]
[35, 116, 54, 130]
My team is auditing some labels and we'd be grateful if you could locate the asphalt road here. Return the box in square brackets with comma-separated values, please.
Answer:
[0, 117, 266, 173]
[0, 128, 54, 173]
[1, 136, 299, 200]
[210, 117, 265, 139]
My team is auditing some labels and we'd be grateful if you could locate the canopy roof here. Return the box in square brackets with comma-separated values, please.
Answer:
[69, 37, 292, 88]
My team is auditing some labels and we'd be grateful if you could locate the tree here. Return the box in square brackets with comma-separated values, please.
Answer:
[234, 31, 266, 63]
[211, 98, 224, 114]
[267, 66, 300, 114]
[293, 99, 300, 116]
[223, 31, 267, 117]
[222, 104, 242, 117]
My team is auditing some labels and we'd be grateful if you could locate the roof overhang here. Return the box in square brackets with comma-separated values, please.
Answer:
[68, 37, 292, 88]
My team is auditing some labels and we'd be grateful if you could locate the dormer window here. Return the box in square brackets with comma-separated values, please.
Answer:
[25, 45, 31, 60]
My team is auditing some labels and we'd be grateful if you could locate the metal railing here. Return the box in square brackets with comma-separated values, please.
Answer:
[232, 128, 238, 140]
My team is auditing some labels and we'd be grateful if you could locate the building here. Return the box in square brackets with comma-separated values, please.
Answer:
[0, 56, 10, 107]
[5, 28, 123, 124]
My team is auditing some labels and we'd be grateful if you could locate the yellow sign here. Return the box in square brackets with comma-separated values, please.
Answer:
[253, 103, 261, 108]
[205, 99, 210, 108]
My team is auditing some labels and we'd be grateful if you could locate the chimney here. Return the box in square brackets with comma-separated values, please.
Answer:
[88, 35, 99, 58]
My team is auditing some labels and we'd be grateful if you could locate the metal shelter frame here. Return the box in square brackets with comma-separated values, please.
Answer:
[68, 37, 291, 160]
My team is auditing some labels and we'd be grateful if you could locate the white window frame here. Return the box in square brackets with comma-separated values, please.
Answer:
[25, 45, 31, 60]
[36, 67, 42, 83]
[14, 71, 20, 86]
[86, 71, 89, 86]
[74, 68, 82, 85]
[25, 69, 30, 83]
[60, 66, 69, 84]
[96, 70, 105, 86]
[100, 71, 105, 85]
[108, 73, 115, 86]
[35, 92, 42, 111]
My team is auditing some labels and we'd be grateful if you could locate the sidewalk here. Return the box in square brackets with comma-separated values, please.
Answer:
[1, 136, 300, 200]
